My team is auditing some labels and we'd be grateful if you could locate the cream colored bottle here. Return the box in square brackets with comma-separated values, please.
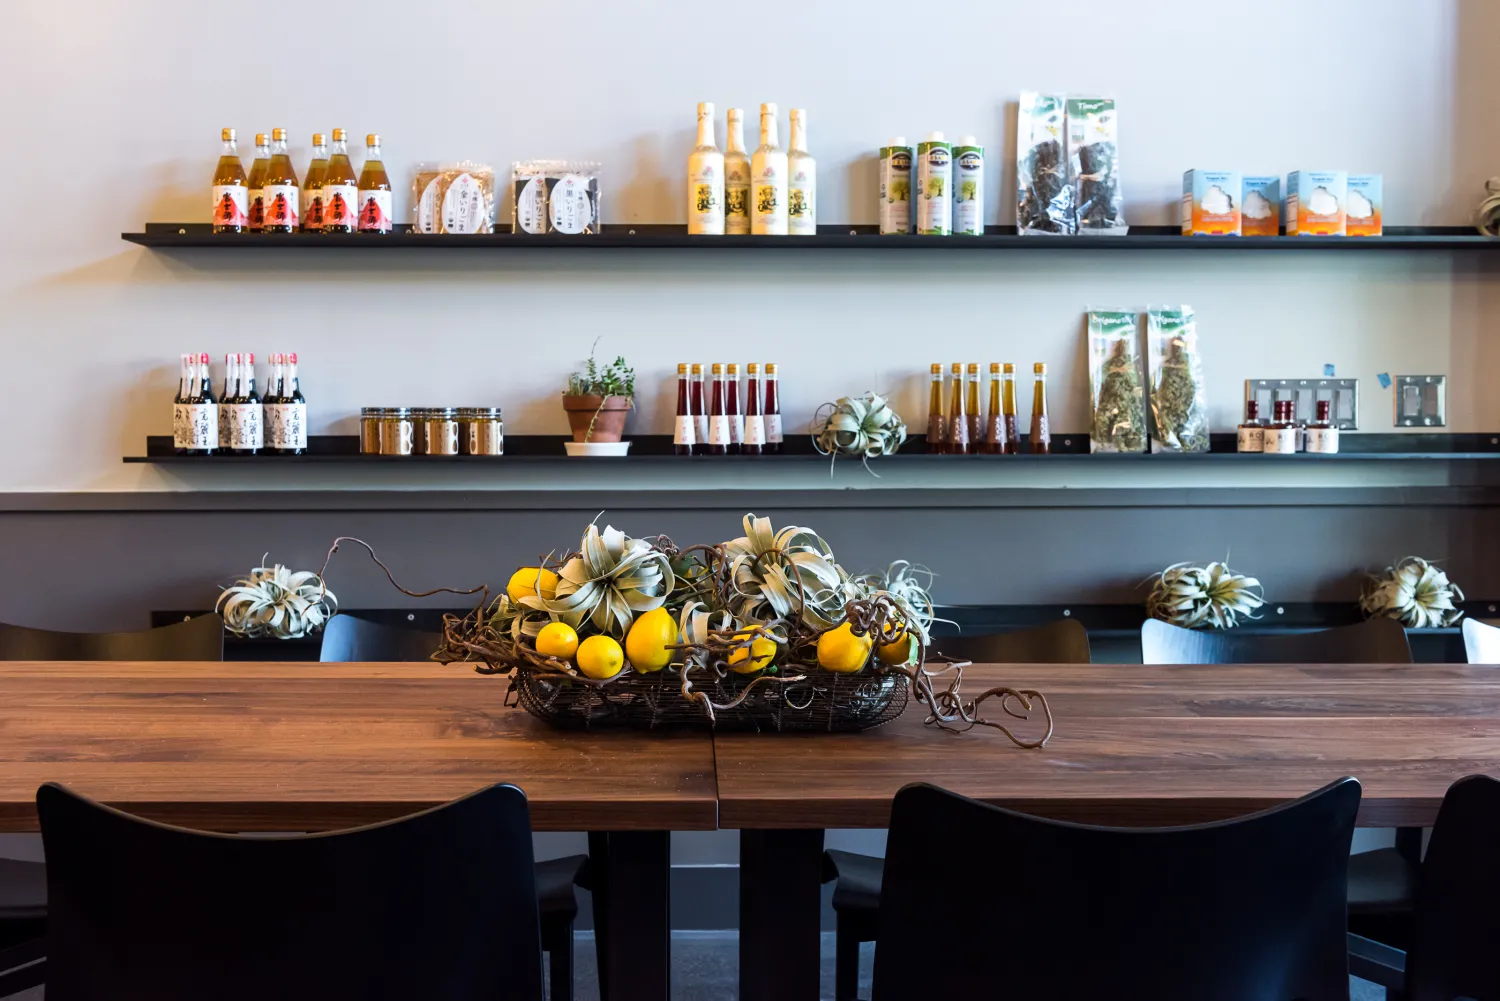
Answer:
[724, 109, 752, 235]
[751, 103, 788, 235]
[787, 108, 816, 236]
[687, 102, 725, 235]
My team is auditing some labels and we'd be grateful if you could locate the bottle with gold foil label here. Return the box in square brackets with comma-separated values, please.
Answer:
[687, 102, 725, 235]
[724, 109, 752, 235]
[751, 104, 788, 235]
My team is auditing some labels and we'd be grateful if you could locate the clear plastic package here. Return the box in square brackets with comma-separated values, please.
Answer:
[512, 160, 602, 235]
[1017, 93, 1071, 235]
[1148, 306, 1209, 453]
[412, 161, 496, 235]
[1087, 309, 1147, 453]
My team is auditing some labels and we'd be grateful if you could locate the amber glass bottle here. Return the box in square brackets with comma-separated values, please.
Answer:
[965, 362, 981, 445]
[1030, 362, 1051, 454]
[246, 133, 270, 232]
[211, 128, 249, 234]
[261, 128, 300, 234]
[984, 363, 1002, 453]
[926, 363, 946, 453]
[1001, 363, 1019, 453]
[322, 129, 358, 234]
[947, 363, 969, 454]
[357, 133, 393, 234]
[302, 133, 328, 232]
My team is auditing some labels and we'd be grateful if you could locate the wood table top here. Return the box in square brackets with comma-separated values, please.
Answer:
[714, 663, 1500, 829]
[0, 662, 718, 832]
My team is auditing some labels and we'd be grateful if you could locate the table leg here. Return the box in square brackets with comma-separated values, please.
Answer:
[739, 828, 824, 1001]
[593, 830, 670, 1001]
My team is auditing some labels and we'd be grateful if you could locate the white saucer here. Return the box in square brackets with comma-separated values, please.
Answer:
[564, 441, 632, 457]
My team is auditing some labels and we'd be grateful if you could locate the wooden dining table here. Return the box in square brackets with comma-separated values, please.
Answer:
[0, 661, 719, 1001]
[717, 662, 1500, 1001]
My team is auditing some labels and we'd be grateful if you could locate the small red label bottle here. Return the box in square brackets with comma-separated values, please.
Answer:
[764, 363, 783, 453]
[673, 363, 696, 456]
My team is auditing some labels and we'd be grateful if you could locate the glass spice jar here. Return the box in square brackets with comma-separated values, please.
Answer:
[360, 407, 385, 454]
[378, 407, 414, 456]
[459, 407, 504, 455]
[414, 407, 460, 455]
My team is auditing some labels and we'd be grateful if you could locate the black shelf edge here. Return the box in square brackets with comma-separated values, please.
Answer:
[122, 223, 1500, 251]
[125, 433, 1500, 464]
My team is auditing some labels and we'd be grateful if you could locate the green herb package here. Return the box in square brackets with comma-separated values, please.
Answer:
[1087, 309, 1147, 453]
[1147, 306, 1209, 453]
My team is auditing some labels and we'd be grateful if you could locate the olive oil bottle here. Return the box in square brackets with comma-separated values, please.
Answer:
[261, 128, 300, 234]
[211, 128, 249, 234]
[302, 133, 328, 232]
[322, 129, 359, 234]
[357, 133, 393, 234]
[246, 134, 270, 232]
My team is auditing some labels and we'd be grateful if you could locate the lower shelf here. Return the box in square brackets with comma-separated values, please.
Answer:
[125, 433, 1500, 464]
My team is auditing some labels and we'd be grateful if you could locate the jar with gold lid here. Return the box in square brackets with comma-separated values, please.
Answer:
[414, 407, 460, 455]
[458, 407, 504, 455]
[378, 407, 414, 456]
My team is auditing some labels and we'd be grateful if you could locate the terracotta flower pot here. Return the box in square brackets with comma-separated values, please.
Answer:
[562, 395, 633, 443]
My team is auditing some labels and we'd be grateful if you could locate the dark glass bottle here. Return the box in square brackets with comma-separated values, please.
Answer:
[742, 363, 765, 456]
[763, 362, 782, 453]
[674, 363, 694, 456]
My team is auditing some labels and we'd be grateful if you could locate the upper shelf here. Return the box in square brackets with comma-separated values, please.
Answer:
[122, 223, 1500, 252]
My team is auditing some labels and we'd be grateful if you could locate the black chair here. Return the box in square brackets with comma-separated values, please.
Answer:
[1140, 615, 1412, 665]
[318, 613, 443, 662]
[1462, 618, 1500, 663]
[1349, 775, 1500, 1001]
[822, 619, 1090, 1001]
[0, 613, 224, 661]
[0, 614, 226, 996]
[35, 781, 545, 1001]
[870, 779, 1361, 1001]
[1141, 614, 1421, 934]
[317, 612, 588, 1001]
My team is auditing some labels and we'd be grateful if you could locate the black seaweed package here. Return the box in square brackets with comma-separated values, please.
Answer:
[1066, 97, 1127, 235]
[1017, 92, 1072, 235]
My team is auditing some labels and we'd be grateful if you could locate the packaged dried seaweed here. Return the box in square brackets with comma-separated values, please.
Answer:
[1147, 306, 1209, 453]
[1067, 97, 1127, 235]
[1017, 92, 1071, 235]
[1087, 309, 1146, 453]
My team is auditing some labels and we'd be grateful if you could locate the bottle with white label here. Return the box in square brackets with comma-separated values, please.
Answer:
[787, 109, 816, 236]
[302, 134, 328, 232]
[1236, 400, 1265, 453]
[188, 352, 217, 454]
[321, 130, 359, 235]
[953, 136, 984, 236]
[724, 110, 752, 235]
[247, 134, 270, 233]
[263, 353, 284, 451]
[267, 352, 308, 455]
[261, 128, 300, 234]
[231, 352, 264, 453]
[690, 363, 708, 444]
[358, 134, 393, 234]
[673, 363, 697, 455]
[727, 362, 744, 451]
[764, 362, 783, 452]
[1305, 399, 1340, 454]
[219, 353, 238, 450]
[172, 354, 192, 453]
[879, 138, 913, 235]
[751, 104, 788, 235]
[1262, 400, 1298, 454]
[212, 129, 249, 234]
[916, 132, 953, 235]
[743, 363, 766, 455]
[707, 363, 731, 453]
[687, 102, 725, 235]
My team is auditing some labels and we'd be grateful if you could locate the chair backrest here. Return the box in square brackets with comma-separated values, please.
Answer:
[1141, 616, 1412, 665]
[0, 614, 223, 661]
[319, 614, 442, 662]
[1462, 618, 1500, 664]
[1404, 774, 1500, 1001]
[38, 782, 544, 1001]
[872, 779, 1361, 1001]
[930, 619, 1091, 664]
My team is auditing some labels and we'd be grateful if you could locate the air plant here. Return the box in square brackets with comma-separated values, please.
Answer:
[722, 514, 855, 630]
[216, 557, 338, 639]
[850, 561, 938, 644]
[811, 392, 908, 473]
[532, 522, 675, 638]
[1359, 557, 1465, 629]
[1145, 561, 1264, 630]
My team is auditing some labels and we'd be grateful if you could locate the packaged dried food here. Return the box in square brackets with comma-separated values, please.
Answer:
[1067, 97, 1127, 235]
[1147, 306, 1209, 453]
[513, 160, 602, 235]
[1087, 309, 1147, 453]
[1017, 92, 1071, 234]
[412, 161, 496, 234]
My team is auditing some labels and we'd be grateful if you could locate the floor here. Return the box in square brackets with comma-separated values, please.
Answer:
[5, 935, 1391, 1000]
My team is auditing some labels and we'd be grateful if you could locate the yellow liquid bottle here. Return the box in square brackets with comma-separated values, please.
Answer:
[260, 128, 300, 234]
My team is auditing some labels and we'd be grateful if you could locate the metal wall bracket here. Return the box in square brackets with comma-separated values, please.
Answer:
[1245, 378, 1359, 430]
[1393, 375, 1447, 427]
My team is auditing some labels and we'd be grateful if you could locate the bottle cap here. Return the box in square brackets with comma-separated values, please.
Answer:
[678, 363, 688, 374]
[747, 363, 760, 373]
[728, 108, 743, 120]
[222, 128, 236, 141]
[271, 128, 286, 142]
[199, 353, 209, 364]
[366, 133, 380, 146]
[247, 353, 255, 365]
[990, 362, 1000, 372]
[958, 135, 979, 147]
[1034, 362, 1046, 374]
[728, 363, 740, 373]
[790, 108, 806, 121]
[925, 131, 945, 142]
[255, 133, 268, 146]
[951, 362, 962, 373]
[1316, 399, 1332, 420]
[312, 133, 325, 145]
[690, 363, 703, 374]
[930, 363, 942, 373]
[760, 103, 777, 116]
[967, 363, 979, 373]
[289, 353, 297, 365]
[711, 363, 724, 374]
[765, 363, 778, 374]
[1003, 363, 1015, 373]
[332, 128, 347, 141]
[889, 137, 907, 147]
[698, 102, 714, 116]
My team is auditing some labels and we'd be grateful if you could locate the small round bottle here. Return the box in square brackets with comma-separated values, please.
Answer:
[1306, 399, 1341, 454]
[1262, 400, 1299, 455]
[1236, 400, 1265, 453]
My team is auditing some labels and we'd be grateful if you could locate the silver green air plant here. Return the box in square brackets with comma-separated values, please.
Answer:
[1359, 557, 1465, 629]
[721, 514, 856, 631]
[502, 521, 675, 640]
[1145, 561, 1265, 630]
[216, 556, 338, 639]
[811, 392, 907, 475]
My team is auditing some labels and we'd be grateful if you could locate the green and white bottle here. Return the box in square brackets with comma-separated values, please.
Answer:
[916, 132, 952, 235]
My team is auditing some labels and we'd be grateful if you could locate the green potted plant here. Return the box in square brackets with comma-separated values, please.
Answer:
[562, 343, 635, 444]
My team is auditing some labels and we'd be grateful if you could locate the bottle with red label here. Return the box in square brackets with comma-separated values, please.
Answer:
[321, 129, 359, 234]
[246, 133, 270, 232]
[673, 363, 696, 456]
[358, 133, 393, 234]
[260, 128, 300, 234]
[764, 363, 783, 453]
[302, 134, 328, 233]
[211, 128, 249, 234]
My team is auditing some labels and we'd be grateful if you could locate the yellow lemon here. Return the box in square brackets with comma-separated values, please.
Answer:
[507, 567, 559, 605]
[876, 627, 918, 666]
[535, 622, 579, 660]
[576, 635, 625, 680]
[727, 630, 777, 674]
[624, 607, 678, 673]
[816, 622, 874, 674]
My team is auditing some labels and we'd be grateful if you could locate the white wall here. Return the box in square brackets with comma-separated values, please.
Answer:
[1, 0, 1498, 492]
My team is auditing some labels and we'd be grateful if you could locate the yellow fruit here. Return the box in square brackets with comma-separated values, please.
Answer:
[625, 607, 678, 673]
[535, 622, 579, 660]
[728, 630, 777, 674]
[816, 622, 874, 674]
[876, 631, 918, 665]
[507, 567, 559, 605]
[576, 635, 625, 680]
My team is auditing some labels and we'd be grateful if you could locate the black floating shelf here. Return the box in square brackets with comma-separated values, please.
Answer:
[125, 433, 1500, 464]
[122, 223, 1500, 251]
